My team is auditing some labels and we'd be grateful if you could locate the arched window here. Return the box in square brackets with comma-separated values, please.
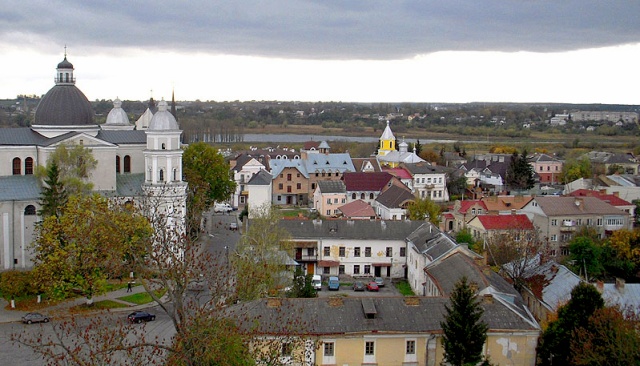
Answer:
[115, 156, 121, 173]
[159, 169, 164, 182]
[25, 157, 33, 175]
[65, 73, 69, 82]
[173, 169, 177, 181]
[124, 155, 131, 173]
[352, 193, 356, 199]
[12, 157, 21, 175]
[360, 193, 365, 199]
[369, 193, 374, 199]
[24, 205, 36, 215]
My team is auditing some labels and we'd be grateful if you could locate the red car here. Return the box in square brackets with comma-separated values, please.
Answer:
[366, 282, 379, 292]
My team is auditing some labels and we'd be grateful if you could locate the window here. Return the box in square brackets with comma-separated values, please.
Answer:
[12, 157, 21, 175]
[25, 157, 33, 175]
[354, 247, 361, 257]
[339, 265, 345, 274]
[400, 247, 406, 257]
[386, 247, 392, 257]
[281, 342, 292, 356]
[159, 169, 164, 182]
[576, 219, 582, 226]
[324, 342, 334, 356]
[161, 143, 166, 150]
[326, 210, 331, 215]
[339, 247, 345, 257]
[352, 193, 356, 199]
[341, 198, 346, 203]
[307, 248, 314, 256]
[369, 193, 374, 199]
[311, 183, 316, 190]
[406, 340, 416, 354]
[297, 173, 300, 178]
[365, 247, 371, 257]
[550, 219, 557, 226]
[297, 183, 301, 190]
[323, 267, 330, 274]
[550, 234, 557, 241]
[561, 247, 570, 256]
[597, 218, 603, 226]
[287, 173, 292, 181]
[327, 198, 331, 204]
[24, 205, 36, 215]
[277, 195, 281, 201]
[354, 265, 360, 274]
[324, 247, 330, 256]
[333, 198, 338, 203]
[361, 193, 365, 199]
[365, 341, 375, 355]
[364, 265, 371, 274]
[586, 218, 593, 226]
[124, 155, 131, 173]
[116, 156, 121, 173]
[287, 186, 292, 193]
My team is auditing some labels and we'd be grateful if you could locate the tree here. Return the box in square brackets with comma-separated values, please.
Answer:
[407, 196, 441, 226]
[506, 150, 535, 191]
[413, 139, 422, 155]
[232, 203, 293, 301]
[31, 194, 153, 304]
[38, 161, 68, 218]
[561, 157, 592, 184]
[441, 276, 489, 366]
[569, 236, 603, 280]
[537, 282, 605, 365]
[287, 267, 317, 298]
[182, 142, 236, 236]
[447, 175, 468, 198]
[455, 228, 479, 252]
[419, 149, 440, 164]
[36, 143, 97, 196]
[571, 306, 640, 365]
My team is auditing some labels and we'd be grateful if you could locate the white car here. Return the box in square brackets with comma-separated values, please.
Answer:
[214, 203, 232, 213]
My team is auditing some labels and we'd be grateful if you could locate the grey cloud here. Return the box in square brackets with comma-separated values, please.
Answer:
[2, 1, 639, 59]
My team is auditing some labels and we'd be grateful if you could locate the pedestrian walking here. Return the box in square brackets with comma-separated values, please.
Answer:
[127, 281, 132, 292]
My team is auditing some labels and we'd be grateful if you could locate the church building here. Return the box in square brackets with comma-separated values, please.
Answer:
[0, 54, 187, 270]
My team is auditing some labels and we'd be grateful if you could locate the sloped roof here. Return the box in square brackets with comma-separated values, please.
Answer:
[532, 196, 625, 216]
[115, 173, 144, 197]
[303, 153, 354, 174]
[474, 214, 534, 230]
[522, 259, 581, 312]
[303, 141, 320, 150]
[227, 296, 538, 336]
[530, 153, 561, 163]
[0, 128, 49, 146]
[342, 172, 393, 192]
[351, 157, 381, 172]
[383, 167, 412, 179]
[0, 175, 42, 200]
[402, 162, 446, 175]
[567, 189, 632, 207]
[279, 219, 423, 241]
[248, 170, 272, 185]
[317, 180, 346, 194]
[375, 184, 414, 209]
[458, 200, 488, 214]
[602, 282, 640, 311]
[96, 130, 147, 144]
[481, 195, 533, 212]
[407, 223, 458, 260]
[338, 200, 376, 218]
[269, 159, 308, 179]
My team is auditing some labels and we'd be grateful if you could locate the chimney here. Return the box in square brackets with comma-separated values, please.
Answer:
[267, 298, 282, 308]
[404, 297, 420, 306]
[482, 294, 494, 304]
[615, 277, 625, 291]
[596, 281, 604, 293]
[613, 191, 619, 197]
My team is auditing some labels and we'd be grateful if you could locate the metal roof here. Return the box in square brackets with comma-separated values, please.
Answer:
[0, 175, 42, 201]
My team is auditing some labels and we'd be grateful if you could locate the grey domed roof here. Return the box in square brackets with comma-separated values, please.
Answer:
[57, 57, 73, 69]
[105, 98, 130, 125]
[148, 100, 179, 130]
[34, 85, 95, 126]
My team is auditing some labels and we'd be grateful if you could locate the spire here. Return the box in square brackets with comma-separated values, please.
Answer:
[171, 88, 177, 121]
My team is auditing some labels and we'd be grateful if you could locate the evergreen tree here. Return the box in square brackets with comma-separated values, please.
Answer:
[441, 276, 489, 366]
[537, 282, 605, 365]
[506, 149, 535, 191]
[38, 162, 67, 218]
[414, 139, 422, 155]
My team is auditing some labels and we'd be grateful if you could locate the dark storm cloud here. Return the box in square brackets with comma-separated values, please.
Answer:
[3, 1, 639, 59]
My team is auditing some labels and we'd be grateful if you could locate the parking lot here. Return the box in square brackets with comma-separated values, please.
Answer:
[316, 278, 401, 297]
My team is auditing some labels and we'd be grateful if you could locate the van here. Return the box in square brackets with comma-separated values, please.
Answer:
[214, 203, 232, 213]
[312, 275, 322, 290]
[328, 276, 340, 291]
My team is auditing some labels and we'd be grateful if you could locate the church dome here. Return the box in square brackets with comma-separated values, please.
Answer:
[105, 98, 130, 125]
[57, 56, 73, 69]
[34, 84, 95, 126]
[148, 100, 179, 130]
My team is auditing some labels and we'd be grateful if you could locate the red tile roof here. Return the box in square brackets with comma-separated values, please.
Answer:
[476, 214, 534, 230]
[342, 172, 393, 191]
[338, 200, 376, 218]
[568, 189, 631, 207]
[458, 200, 488, 214]
[383, 167, 412, 180]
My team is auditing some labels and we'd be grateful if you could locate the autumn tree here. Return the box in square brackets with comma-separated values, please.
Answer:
[604, 228, 640, 279]
[31, 194, 153, 304]
[561, 157, 592, 184]
[568, 236, 604, 280]
[182, 142, 236, 236]
[441, 276, 489, 366]
[570, 306, 640, 365]
[232, 203, 293, 301]
[537, 282, 605, 365]
[36, 143, 97, 196]
[407, 196, 441, 226]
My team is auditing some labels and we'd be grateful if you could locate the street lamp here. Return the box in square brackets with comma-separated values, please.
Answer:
[224, 245, 229, 263]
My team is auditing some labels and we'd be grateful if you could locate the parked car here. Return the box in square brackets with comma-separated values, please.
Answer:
[229, 222, 238, 231]
[366, 282, 380, 292]
[214, 203, 232, 213]
[128, 311, 156, 323]
[22, 312, 49, 324]
[328, 276, 340, 291]
[312, 274, 322, 290]
[374, 277, 385, 287]
[353, 281, 366, 292]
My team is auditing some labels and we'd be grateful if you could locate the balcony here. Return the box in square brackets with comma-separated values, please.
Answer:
[560, 220, 576, 232]
[295, 253, 318, 262]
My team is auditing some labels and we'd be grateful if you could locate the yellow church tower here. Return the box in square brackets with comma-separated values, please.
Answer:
[377, 120, 395, 157]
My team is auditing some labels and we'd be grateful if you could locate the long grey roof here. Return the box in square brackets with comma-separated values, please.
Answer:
[247, 170, 272, 185]
[317, 180, 346, 194]
[0, 128, 49, 146]
[375, 184, 414, 208]
[96, 130, 147, 144]
[532, 196, 625, 216]
[227, 296, 539, 336]
[0, 175, 42, 201]
[407, 223, 458, 260]
[279, 219, 423, 241]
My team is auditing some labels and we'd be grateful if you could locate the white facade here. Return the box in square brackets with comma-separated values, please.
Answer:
[319, 237, 405, 278]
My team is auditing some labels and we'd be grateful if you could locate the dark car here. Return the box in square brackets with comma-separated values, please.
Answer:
[128, 311, 156, 323]
[353, 281, 366, 292]
[374, 277, 385, 287]
[22, 312, 50, 324]
[366, 282, 380, 292]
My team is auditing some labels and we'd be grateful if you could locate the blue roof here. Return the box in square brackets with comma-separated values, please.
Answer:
[0, 175, 42, 200]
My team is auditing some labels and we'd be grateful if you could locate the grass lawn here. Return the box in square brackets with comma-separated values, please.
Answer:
[70, 299, 130, 312]
[394, 280, 415, 296]
[117, 288, 166, 305]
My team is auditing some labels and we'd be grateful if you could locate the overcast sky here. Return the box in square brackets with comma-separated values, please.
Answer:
[2, 1, 639, 104]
